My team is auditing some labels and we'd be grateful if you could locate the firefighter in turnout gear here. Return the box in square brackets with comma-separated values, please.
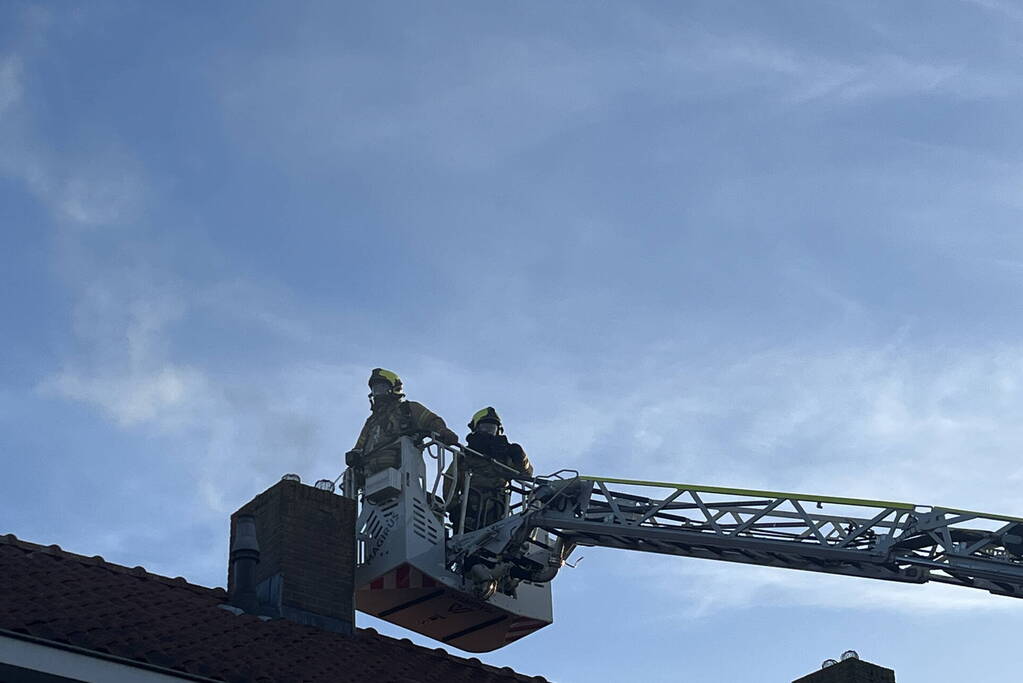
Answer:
[346, 368, 459, 488]
[447, 407, 533, 533]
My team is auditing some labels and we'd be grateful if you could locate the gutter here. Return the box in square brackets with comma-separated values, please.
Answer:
[0, 627, 224, 683]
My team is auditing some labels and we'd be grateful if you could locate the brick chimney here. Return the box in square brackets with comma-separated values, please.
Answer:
[793, 656, 896, 683]
[228, 477, 357, 634]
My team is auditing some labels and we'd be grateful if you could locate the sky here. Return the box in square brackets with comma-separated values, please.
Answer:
[3, 1, 1023, 680]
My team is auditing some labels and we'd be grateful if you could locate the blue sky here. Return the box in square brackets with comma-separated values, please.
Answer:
[4, 1, 1023, 680]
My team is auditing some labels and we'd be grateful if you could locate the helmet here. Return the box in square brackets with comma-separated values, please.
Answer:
[468, 406, 502, 432]
[368, 368, 403, 395]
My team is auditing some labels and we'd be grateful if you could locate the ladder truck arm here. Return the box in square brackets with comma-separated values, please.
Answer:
[350, 437, 1023, 651]
[450, 473, 1023, 600]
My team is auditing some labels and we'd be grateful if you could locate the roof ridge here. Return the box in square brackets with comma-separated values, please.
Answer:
[0, 532, 226, 597]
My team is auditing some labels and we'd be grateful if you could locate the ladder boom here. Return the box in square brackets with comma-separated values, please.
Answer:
[523, 475, 1023, 597]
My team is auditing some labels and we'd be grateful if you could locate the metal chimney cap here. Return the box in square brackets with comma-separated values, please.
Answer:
[314, 479, 335, 492]
[841, 650, 859, 661]
[822, 659, 838, 669]
[281, 473, 301, 482]
[231, 514, 260, 553]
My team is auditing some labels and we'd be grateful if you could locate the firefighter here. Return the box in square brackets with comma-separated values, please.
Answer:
[346, 368, 459, 488]
[447, 407, 533, 532]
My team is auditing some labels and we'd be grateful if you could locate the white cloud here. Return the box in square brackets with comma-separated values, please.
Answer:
[0, 55, 23, 115]
[55, 168, 144, 227]
[625, 7, 1020, 105]
[0, 45, 144, 229]
[966, 0, 1023, 24]
[211, 6, 1023, 188]
[35, 248, 374, 520]
[45, 365, 209, 428]
[197, 279, 316, 344]
[626, 554, 1015, 620]
[38, 265, 215, 430]
[705, 39, 1016, 104]
[217, 36, 630, 172]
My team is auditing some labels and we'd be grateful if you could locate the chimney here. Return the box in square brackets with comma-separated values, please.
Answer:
[228, 476, 357, 634]
[792, 654, 896, 683]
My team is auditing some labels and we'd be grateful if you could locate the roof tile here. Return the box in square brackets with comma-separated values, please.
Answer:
[0, 533, 546, 682]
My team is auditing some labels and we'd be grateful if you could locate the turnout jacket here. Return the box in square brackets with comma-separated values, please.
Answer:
[353, 399, 453, 455]
[459, 432, 533, 490]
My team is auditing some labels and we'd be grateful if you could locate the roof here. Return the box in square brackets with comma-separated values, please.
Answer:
[0, 533, 547, 683]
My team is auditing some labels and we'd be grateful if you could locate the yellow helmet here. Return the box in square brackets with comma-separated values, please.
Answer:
[368, 368, 403, 393]
[468, 406, 502, 431]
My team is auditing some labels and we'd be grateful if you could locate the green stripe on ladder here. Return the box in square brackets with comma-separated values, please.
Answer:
[580, 475, 916, 510]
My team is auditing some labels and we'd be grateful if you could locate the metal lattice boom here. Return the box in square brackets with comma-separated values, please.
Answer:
[525, 475, 1023, 597]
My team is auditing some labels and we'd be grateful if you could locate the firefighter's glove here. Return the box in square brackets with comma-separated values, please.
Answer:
[345, 449, 363, 468]
[438, 428, 459, 446]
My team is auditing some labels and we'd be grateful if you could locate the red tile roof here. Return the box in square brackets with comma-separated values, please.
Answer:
[0, 533, 548, 683]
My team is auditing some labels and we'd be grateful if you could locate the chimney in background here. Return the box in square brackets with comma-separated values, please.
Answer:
[228, 477, 357, 634]
[792, 654, 896, 683]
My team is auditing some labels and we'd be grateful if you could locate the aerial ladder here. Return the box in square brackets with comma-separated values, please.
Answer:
[341, 435, 1023, 652]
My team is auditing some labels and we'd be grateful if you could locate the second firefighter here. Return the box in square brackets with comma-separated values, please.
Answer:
[447, 407, 533, 532]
